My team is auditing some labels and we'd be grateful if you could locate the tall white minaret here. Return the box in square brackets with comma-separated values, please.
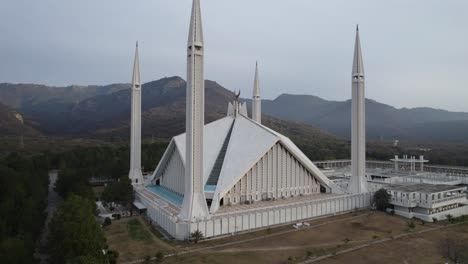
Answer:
[252, 62, 261, 123]
[348, 26, 368, 194]
[180, 0, 210, 220]
[129, 42, 144, 185]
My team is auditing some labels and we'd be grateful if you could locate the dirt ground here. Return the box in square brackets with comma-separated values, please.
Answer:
[105, 212, 468, 264]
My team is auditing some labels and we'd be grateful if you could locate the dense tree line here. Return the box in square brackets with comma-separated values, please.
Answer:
[52, 142, 168, 180]
[0, 152, 50, 263]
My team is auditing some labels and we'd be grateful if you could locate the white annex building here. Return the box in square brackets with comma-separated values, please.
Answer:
[132, 0, 373, 240]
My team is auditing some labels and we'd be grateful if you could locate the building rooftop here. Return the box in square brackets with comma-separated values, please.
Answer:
[385, 183, 465, 193]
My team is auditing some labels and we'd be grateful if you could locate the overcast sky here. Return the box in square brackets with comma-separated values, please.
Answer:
[1, 0, 467, 111]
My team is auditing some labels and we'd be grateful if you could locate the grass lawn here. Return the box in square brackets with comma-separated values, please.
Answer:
[105, 212, 468, 264]
[104, 216, 174, 263]
[127, 219, 152, 241]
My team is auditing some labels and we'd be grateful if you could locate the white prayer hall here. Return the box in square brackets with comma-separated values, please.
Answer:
[129, 0, 371, 240]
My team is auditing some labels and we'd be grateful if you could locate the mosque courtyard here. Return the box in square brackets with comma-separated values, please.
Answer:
[104, 210, 468, 263]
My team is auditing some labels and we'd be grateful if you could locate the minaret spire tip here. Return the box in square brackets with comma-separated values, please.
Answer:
[252, 61, 261, 123]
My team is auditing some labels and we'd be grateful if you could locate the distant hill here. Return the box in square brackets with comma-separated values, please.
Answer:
[0, 102, 38, 136]
[0, 83, 130, 133]
[256, 94, 468, 142]
[1, 77, 468, 143]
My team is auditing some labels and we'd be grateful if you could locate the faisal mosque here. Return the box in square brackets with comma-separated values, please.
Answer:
[128, 0, 468, 240]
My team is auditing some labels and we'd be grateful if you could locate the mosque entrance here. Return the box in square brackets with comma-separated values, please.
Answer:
[320, 185, 326, 193]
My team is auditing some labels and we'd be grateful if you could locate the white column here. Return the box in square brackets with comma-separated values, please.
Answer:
[349, 26, 368, 194]
[180, 0, 210, 220]
[129, 42, 144, 185]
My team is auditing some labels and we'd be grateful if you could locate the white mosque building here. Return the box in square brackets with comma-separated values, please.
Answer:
[130, 0, 372, 240]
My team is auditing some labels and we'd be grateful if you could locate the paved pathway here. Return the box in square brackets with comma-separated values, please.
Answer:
[34, 170, 61, 264]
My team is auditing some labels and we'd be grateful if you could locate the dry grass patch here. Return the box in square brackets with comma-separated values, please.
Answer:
[318, 223, 468, 264]
[104, 216, 174, 263]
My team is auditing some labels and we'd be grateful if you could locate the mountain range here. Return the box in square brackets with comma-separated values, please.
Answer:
[1, 77, 467, 143]
[259, 94, 468, 142]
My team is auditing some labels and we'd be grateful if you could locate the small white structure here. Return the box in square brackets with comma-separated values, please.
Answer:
[391, 155, 429, 172]
[386, 183, 468, 222]
[349, 26, 369, 194]
[129, 42, 144, 185]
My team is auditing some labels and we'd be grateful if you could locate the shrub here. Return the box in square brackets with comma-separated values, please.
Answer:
[107, 250, 119, 264]
[190, 230, 204, 244]
[373, 188, 391, 211]
[112, 213, 121, 220]
[155, 251, 164, 262]
[446, 214, 454, 223]
[104, 217, 112, 227]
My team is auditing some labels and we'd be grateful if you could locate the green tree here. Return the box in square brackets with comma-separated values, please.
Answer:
[373, 188, 391, 211]
[101, 176, 134, 205]
[69, 255, 106, 264]
[55, 167, 94, 201]
[48, 194, 106, 263]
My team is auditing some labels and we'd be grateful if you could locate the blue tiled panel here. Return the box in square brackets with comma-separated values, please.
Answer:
[204, 185, 216, 192]
[146, 185, 184, 206]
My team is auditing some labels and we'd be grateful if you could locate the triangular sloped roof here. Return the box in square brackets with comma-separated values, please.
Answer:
[152, 116, 234, 183]
[213, 115, 279, 196]
[209, 116, 343, 212]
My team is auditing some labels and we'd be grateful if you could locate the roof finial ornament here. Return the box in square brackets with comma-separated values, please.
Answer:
[235, 90, 241, 101]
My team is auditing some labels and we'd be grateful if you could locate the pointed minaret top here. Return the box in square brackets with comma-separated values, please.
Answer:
[188, 0, 203, 46]
[253, 62, 260, 97]
[132, 42, 141, 87]
[352, 26, 364, 77]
